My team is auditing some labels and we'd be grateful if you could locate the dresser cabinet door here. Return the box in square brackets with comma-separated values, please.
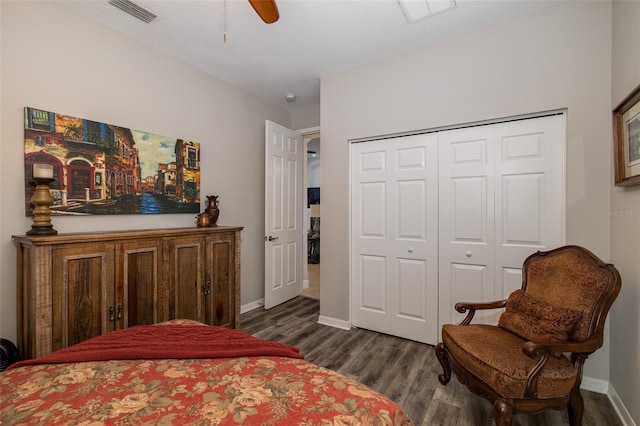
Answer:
[204, 232, 235, 327]
[52, 244, 115, 351]
[167, 236, 205, 322]
[117, 240, 162, 327]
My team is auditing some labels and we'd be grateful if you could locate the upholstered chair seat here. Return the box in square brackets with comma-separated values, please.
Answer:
[435, 245, 621, 426]
[442, 324, 578, 399]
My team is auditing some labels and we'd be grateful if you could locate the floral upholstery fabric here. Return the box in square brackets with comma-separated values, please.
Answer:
[442, 324, 578, 399]
[0, 356, 413, 425]
[498, 289, 582, 342]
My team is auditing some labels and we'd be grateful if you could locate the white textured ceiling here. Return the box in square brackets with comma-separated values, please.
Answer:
[55, 0, 565, 111]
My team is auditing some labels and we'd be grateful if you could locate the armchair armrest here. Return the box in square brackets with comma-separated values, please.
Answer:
[455, 299, 507, 325]
[521, 334, 604, 397]
[523, 335, 603, 358]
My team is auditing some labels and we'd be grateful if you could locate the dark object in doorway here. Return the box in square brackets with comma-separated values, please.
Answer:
[307, 187, 320, 207]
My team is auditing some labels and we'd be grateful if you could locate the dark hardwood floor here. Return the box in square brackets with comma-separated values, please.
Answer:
[241, 296, 622, 426]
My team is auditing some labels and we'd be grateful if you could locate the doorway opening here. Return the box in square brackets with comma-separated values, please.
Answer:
[302, 131, 320, 300]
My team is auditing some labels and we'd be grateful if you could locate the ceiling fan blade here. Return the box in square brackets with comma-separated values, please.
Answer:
[248, 0, 279, 24]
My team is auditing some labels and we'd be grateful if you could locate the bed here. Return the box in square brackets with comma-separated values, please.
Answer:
[0, 320, 413, 425]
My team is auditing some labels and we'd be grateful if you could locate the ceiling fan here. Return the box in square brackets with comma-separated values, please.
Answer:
[248, 0, 279, 24]
[107, 0, 279, 25]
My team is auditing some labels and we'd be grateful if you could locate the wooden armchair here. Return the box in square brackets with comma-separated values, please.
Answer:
[435, 245, 621, 425]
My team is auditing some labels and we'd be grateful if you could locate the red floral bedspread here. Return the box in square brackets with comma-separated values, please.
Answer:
[0, 321, 413, 425]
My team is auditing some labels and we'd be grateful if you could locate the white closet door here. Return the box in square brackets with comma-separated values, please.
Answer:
[351, 133, 439, 344]
[438, 126, 496, 326]
[350, 113, 565, 342]
[439, 114, 565, 327]
[494, 115, 565, 301]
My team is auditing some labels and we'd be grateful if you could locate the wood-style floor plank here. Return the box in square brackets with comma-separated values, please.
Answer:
[241, 296, 622, 426]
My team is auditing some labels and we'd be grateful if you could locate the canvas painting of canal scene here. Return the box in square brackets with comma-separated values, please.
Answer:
[24, 107, 201, 216]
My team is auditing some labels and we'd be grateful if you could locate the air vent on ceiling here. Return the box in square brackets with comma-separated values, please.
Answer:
[108, 0, 157, 23]
[398, 0, 456, 22]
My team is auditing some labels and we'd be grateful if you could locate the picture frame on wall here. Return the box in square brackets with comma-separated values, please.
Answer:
[613, 83, 640, 187]
[24, 107, 202, 215]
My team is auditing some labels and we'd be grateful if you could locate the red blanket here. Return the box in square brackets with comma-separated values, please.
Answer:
[10, 324, 303, 369]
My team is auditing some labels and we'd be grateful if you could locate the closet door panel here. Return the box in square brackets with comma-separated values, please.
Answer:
[357, 254, 389, 332]
[449, 263, 487, 323]
[502, 267, 523, 299]
[439, 126, 495, 327]
[361, 181, 387, 239]
[451, 176, 488, 243]
[352, 143, 391, 335]
[397, 179, 426, 239]
[494, 115, 565, 300]
[501, 173, 544, 245]
[396, 259, 427, 317]
[351, 133, 438, 344]
[389, 139, 438, 341]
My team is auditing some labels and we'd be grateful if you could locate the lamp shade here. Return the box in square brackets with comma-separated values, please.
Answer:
[310, 204, 320, 218]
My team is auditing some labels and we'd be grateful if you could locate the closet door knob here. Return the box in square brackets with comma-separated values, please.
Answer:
[466, 251, 472, 257]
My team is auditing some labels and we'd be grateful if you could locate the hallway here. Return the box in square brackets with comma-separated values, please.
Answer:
[302, 263, 319, 299]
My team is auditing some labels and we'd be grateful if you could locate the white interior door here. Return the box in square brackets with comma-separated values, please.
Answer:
[265, 120, 303, 309]
[351, 133, 439, 344]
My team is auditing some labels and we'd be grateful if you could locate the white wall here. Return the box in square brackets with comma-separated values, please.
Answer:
[321, 1, 614, 382]
[611, 1, 640, 423]
[0, 1, 290, 342]
[292, 104, 320, 131]
[308, 158, 321, 188]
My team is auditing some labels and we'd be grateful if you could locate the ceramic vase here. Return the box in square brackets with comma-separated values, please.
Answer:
[205, 195, 220, 226]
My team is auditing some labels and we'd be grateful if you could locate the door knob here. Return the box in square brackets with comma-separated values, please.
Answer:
[408, 247, 414, 253]
[266, 235, 279, 242]
[466, 251, 472, 257]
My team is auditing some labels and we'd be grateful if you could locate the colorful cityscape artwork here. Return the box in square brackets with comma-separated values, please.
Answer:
[24, 107, 201, 216]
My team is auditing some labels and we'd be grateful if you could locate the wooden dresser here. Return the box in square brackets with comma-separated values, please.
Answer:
[13, 226, 243, 359]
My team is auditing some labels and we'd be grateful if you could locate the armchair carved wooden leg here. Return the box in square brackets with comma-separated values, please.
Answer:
[435, 343, 451, 385]
[493, 399, 514, 426]
[567, 385, 584, 426]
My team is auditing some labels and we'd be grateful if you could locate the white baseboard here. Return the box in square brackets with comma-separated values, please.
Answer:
[242, 301, 351, 330]
[317, 315, 351, 330]
[241, 298, 264, 314]
[607, 383, 636, 426]
[303, 279, 309, 290]
[580, 376, 609, 394]
[579, 378, 634, 426]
